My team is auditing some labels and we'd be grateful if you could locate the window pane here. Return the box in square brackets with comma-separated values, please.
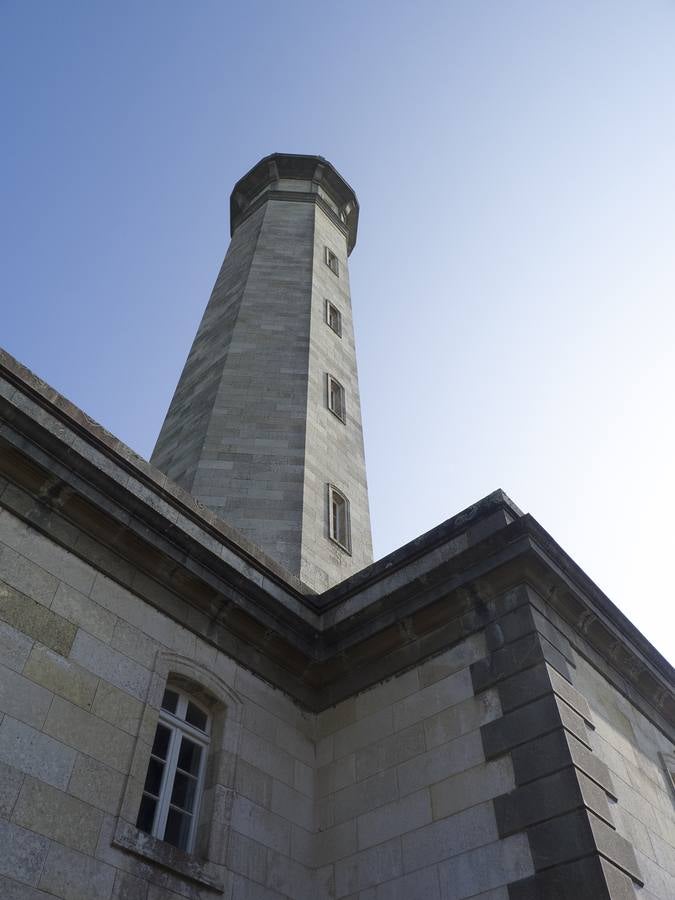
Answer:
[161, 689, 179, 714]
[171, 770, 197, 812]
[151, 723, 171, 760]
[136, 794, 157, 834]
[326, 301, 342, 336]
[177, 736, 202, 776]
[164, 807, 192, 852]
[185, 701, 208, 732]
[143, 757, 164, 796]
[329, 379, 344, 418]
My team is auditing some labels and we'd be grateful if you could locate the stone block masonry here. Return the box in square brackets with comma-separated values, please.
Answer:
[0, 436, 672, 899]
[0, 497, 536, 900]
[0, 216, 673, 898]
[151, 154, 373, 592]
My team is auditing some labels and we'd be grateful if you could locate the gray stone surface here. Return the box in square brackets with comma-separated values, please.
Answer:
[481, 693, 590, 760]
[0, 661, 53, 728]
[0, 819, 50, 886]
[0, 716, 76, 789]
[39, 843, 116, 900]
[0, 759, 24, 818]
[400, 800, 498, 871]
[12, 776, 104, 854]
[494, 767, 612, 836]
[23, 644, 98, 711]
[0, 581, 76, 655]
[509, 855, 637, 900]
[0, 875, 55, 900]
[437, 833, 533, 898]
[526, 808, 642, 884]
[510, 728, 616, 796]
[0, 620, 33, 673]
[43, 697, 134, 773]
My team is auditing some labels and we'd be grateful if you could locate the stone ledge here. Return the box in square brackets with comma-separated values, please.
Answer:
[112, 818, 224, 893]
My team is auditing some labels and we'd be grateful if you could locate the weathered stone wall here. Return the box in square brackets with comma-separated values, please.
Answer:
[151, 158, 373, 592]
[150, 203, 268, 497]
[573, 652, 675, 899]
[301, 202, 373, 591]
[1, 494, 673, 900]
[314, 632, 533, 899]
[0, 506, 318, 900]
[0, 502, 535, 900]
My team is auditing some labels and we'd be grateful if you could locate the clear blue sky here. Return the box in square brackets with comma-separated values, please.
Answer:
[2, 2, 674, 662]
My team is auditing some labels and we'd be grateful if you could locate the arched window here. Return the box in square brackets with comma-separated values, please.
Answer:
[114, 654, 242, 892]
[137, 684, 210, 853]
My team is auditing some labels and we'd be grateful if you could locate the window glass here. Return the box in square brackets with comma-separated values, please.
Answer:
[328, 486, 351, 552]
[178, 736, 202, 776]
[171, 771, 197, 811]
[164, 808, 192, 851]
[325, 247, 339, 276]
[137, 795, 157, 833]
[152, 723, 171, 759]
[326, 300, 342, 337]
[161, 689, 179, 714]
[144, 757, 165, 796]
[185, 701, 208, 732]
[327, 376, 346, 422]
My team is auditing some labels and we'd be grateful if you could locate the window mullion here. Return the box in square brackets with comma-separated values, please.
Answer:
[164, 716, 210, 745]
[186, 728, 208, 853]
[155, 722, 180, 841]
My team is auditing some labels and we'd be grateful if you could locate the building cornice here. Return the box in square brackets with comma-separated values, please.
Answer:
[0, 348, 673, 732]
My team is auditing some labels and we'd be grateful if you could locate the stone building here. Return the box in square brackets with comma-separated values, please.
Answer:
[0, 153, 673, 900]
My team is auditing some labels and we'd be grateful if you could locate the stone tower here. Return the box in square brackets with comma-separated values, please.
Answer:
[151, 153, 373, 591]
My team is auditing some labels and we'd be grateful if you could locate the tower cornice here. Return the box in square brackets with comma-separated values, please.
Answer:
[230, 153, 360, 254]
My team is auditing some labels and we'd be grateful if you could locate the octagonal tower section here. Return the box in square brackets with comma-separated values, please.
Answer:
[151, 154, 373, 591]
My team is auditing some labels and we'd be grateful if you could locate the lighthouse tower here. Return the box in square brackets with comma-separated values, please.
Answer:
[151, 154, 373, 591]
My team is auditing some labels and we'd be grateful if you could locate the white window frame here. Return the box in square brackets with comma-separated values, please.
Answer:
[115, 654, 242, 893]
[324, 246, 340, 276]
[325, 299, 342, 337]
[328, 484, 351, 553]
[138, 687, 210, 855]
[327, 374, 346, 423]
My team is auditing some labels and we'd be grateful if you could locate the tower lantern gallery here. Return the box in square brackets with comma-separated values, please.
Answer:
[152, 154, 373, 591]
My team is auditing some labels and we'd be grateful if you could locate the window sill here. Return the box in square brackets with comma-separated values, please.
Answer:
[112, 819, 224, 893]
[328, 535, 352, 555]
[328, 407, 346, 424]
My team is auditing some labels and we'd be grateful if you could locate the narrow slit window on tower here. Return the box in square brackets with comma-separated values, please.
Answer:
[324, 246, 340, 276]
[328, 485, 351, 552]
[137, 686, 210, 854]
[325, 299, 342, 337]
[327, 374, 346, 422]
